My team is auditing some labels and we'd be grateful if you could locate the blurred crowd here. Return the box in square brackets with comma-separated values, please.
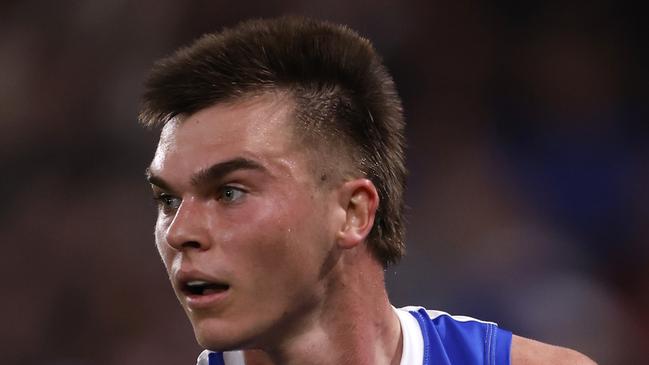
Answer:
[1, 1, 646, 364]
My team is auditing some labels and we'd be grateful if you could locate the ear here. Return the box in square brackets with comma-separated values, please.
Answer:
[335, 178, 379, 249]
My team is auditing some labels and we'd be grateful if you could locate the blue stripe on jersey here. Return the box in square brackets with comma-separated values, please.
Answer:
[410, 309, 434, 365]
[208, 352, 225, 365]
[409, 308, 512, 365]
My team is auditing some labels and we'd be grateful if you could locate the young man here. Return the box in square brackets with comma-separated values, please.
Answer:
[140, 16, 596, 365]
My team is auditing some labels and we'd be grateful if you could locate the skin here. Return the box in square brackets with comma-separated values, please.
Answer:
[148, 93, 401, 365]
[147, 92, 596, 365]
[511, 335, 597, 365]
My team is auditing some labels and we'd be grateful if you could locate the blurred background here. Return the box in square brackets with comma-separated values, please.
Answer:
[1, 0, 646, 363]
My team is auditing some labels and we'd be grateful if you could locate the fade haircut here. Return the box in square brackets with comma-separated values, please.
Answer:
[139, 16, 406, 266]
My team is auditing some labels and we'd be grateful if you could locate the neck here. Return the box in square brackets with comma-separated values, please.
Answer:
[244, 246, 402, 365]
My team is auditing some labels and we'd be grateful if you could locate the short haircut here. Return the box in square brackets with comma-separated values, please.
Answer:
[139, 16, 406, 266]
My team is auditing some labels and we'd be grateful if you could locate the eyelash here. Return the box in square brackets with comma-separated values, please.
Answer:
[152, 185, 247, 213]
[153, 193, 181, 213]
[217, 185, 247, 203]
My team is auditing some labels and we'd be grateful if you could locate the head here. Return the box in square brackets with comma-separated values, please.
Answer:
[141, 16, 406, 266]
[140, 16, 406, 350]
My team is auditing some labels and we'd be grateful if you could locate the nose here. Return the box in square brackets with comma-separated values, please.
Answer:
[164, 198, 211, 251]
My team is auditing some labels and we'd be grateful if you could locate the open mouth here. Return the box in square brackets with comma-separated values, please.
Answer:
[182, 280, 230, 296]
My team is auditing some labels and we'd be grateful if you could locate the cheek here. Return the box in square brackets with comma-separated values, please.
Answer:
[234, 197, 329, 279]
[154, 219, 173, 270]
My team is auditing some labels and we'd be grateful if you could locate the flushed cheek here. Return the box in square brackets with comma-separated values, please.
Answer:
[154, 223, 174, 271]
[234, 221, 323, 294]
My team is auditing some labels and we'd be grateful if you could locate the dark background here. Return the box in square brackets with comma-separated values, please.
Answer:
[1, 1, 647, 363]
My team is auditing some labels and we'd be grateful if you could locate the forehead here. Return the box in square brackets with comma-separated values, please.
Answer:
[151, 93, 300, 174]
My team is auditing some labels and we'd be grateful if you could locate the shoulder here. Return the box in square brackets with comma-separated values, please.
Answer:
[511, 335, 597, 365]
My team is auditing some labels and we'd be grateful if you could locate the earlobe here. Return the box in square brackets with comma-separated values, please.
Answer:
[336, 179, 379, 249]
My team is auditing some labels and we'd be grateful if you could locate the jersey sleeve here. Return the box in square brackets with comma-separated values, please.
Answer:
[410, 307, 512, 365]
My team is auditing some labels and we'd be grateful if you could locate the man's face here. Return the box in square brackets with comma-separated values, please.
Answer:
[147, 94, 344, 350]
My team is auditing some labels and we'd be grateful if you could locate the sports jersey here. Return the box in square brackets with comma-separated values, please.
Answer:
[196, 306, 512, 365]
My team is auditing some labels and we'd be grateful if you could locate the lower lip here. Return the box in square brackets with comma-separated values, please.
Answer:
[184, 289, 230, 310]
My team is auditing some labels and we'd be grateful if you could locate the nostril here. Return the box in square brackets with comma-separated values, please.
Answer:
[181, 241, 202, 249]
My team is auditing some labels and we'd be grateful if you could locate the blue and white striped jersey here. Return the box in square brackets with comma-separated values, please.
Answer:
[197, 306, 512, 365]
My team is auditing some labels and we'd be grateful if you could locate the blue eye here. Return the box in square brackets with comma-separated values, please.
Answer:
[155, 194, 182, 213]
[220, 186, 245, 203]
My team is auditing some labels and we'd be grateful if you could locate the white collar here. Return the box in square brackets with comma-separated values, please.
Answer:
[394, 306, 424, 365]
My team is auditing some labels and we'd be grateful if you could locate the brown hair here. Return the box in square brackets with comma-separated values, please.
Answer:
[139, 16, 406, 266]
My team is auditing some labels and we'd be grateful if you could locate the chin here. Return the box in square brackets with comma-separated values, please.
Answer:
[192, 318, 251, 352]
[195, 330, 239, 352]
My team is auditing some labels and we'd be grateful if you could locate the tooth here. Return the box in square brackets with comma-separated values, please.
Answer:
[187, 280, 209, 286]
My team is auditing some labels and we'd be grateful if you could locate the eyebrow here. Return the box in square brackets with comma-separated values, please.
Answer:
[146, 157, 267, 190]
[145, 169, 173, 191]
[190, 157, 266, 186]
